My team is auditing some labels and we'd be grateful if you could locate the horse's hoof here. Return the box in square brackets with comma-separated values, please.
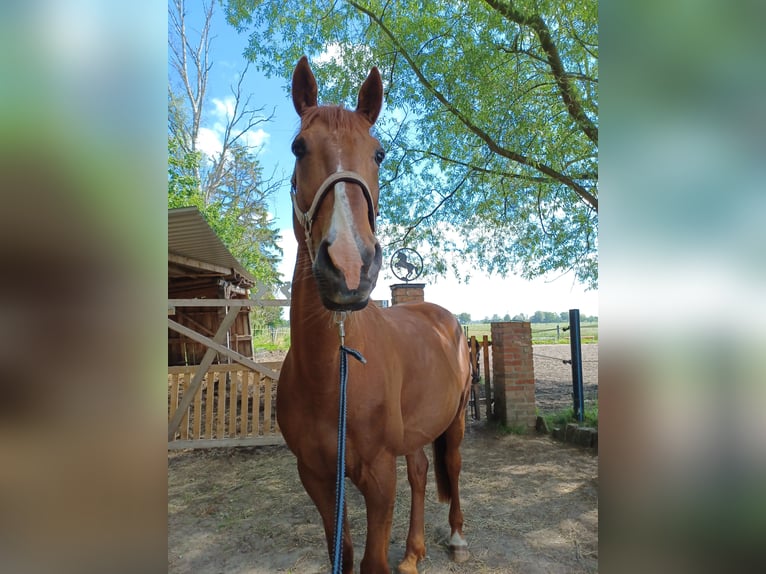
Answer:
[398, 548, 425, 574]
[449, 544, 470, 563]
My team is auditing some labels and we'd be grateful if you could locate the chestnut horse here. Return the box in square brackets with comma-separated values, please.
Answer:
[277, 56, 471, 574]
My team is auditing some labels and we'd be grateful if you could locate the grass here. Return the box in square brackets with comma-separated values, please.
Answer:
[252, 328, 290, 352]
[464, 321, 598, 344]
[542, 404, 598, 430]
[487, 419, 529, 435]
[504, 423, 530, 435]
[252, 339, 289, 352]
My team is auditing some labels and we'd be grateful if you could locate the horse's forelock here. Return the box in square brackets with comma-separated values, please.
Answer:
[300, 105, 370, 132]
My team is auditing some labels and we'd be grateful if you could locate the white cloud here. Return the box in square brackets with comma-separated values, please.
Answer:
[277, 229, 298, 284]
[313, 43, 373, 68]
[195, 126, 223, 158]
[194, 96, 271, 159]
[314, 43, 342, 65]
[243, 128, 269, 149]
[211, 96, 236, 121]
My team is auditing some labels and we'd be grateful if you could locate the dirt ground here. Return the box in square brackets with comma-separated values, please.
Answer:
[168, 344, 598, 573]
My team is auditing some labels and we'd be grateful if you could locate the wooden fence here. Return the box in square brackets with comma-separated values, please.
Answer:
[168, 335, 494, 448]
[167, 362, 283, 449]
[468, 335, 493, 420]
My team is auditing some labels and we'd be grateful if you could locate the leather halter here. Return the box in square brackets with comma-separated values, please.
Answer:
[291, 170, 377, 262]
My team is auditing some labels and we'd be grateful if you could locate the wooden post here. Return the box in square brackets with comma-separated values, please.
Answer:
[469, 336, 480, 420]
[216, 372, 226, 438]
[228, 372, 238, 438]
[482, 335, 491, 419]
[193, 384, 202, 439]
[204, 379, 214, 439]
[264, 377, 273, 434]
[252, 373, 260, 436]
[179, 375, 189, 440]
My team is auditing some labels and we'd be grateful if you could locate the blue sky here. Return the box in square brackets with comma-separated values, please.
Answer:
[176, 2, 598, 320]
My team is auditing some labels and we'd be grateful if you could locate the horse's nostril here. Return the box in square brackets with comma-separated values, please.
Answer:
[311, 239, 382, 311]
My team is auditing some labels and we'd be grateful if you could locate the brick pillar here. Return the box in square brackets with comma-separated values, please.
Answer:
[390, 283, 425, 305]
[491, 321, 535, 430]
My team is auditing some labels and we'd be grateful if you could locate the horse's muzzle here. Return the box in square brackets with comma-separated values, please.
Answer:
[313, 240, 382, 311]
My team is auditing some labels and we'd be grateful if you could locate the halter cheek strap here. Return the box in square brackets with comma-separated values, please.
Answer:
[291, 170, 377, 263]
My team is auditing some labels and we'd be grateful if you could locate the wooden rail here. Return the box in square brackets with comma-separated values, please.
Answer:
[167, 363, 284, 449]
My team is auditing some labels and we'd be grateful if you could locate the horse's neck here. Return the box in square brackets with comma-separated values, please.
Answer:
[288, 247, 337, 354]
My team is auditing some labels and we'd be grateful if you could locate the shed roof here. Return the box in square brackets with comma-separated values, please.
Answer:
[168, 206, 255, 285]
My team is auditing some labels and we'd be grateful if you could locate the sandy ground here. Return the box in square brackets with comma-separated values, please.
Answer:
[168, 344, 598, 573]
[530, 344, 598, 415]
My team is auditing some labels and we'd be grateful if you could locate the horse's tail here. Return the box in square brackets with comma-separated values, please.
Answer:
[432, 432, 452, 503]
[433, 314, 471, 504]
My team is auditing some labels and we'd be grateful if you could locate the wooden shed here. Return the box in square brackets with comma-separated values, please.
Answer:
[168, 206, 255, 366]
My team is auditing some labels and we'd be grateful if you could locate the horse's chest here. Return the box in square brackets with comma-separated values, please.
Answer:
[277, 375, 398, 465]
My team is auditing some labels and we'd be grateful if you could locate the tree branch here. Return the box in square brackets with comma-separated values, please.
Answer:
[483, 0, 598, 146]
[410, 148, 597, 182]
[400, 170, 472, 244]
[347, 0, 597, 212]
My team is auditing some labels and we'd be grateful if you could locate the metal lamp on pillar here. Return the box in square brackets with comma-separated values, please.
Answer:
[388, 247, 425, 305]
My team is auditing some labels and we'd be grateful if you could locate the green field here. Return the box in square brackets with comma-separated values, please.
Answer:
[251, 322, 598, 353]
[463, 321, 598, 344]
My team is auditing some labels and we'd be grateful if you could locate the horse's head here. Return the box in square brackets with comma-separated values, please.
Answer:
[290, 56, 384, 311]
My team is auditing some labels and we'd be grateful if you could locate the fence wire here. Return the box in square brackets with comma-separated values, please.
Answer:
[532, 352, 598, 364]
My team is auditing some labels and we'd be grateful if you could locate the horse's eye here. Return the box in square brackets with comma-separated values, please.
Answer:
[374, 148, 386, 166]
[291, 138, 307, 158]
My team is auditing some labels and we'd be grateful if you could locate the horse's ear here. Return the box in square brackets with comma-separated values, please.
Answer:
[292, 56, 318, 117]
[355, 66, 383, 125]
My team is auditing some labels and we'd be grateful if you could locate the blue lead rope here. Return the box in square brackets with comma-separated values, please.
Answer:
[332, 344, 366, 574]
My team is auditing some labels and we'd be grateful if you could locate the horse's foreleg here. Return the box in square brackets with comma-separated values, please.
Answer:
[444, 411, 470, 563]
[297, 462, 354, 573]
[398, 449, 428, 574]
[356, 454, 397, 574]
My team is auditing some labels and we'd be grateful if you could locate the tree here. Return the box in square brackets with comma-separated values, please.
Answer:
[169, 0, 281, 287]
[530, 310, 559, 323]
[168, 131, 202, 206]
[457, 312, 472, 324]
[224, 0, 598, 288]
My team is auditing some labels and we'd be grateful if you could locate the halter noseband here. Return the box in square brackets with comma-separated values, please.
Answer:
[291, 170, 377, 262]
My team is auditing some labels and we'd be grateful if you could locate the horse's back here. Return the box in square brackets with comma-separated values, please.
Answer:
[379, 301, 465, 345]
[370, 301, 469, 452]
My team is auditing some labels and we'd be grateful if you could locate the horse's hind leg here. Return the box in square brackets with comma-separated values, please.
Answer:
[398, 448, 428, 574]
[435, 411, 470, 563]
